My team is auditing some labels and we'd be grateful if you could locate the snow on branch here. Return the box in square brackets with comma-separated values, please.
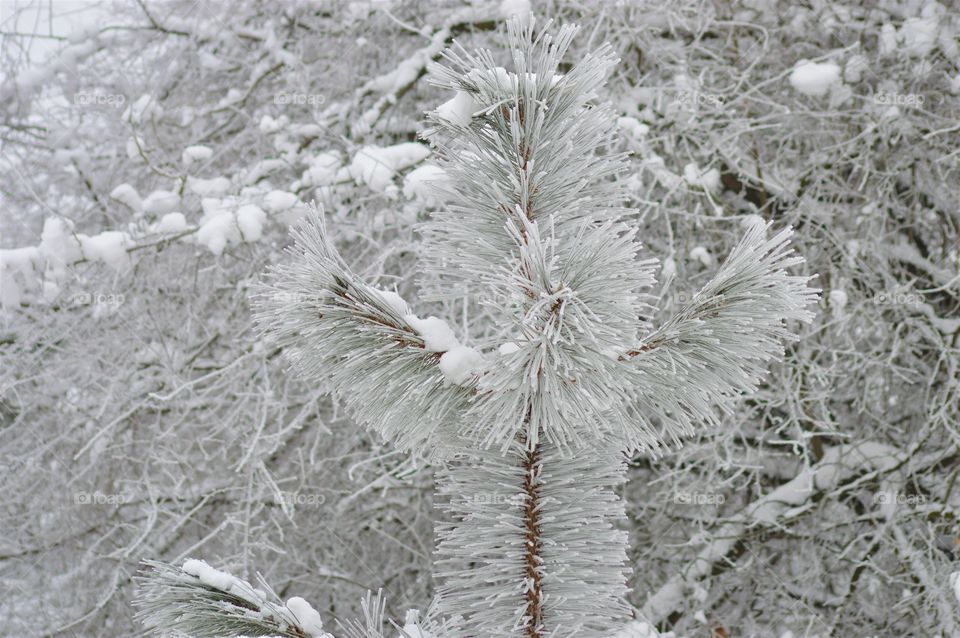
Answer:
[640, 441, 909, 624]
[623, 222, 819, 449]
[251, 209, 479, 456]
[134, 559, 333, 638]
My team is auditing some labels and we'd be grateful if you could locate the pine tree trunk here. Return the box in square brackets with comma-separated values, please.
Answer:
[435, 432, 631, 636]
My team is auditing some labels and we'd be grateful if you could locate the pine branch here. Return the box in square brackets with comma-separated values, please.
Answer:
[250, 209, 474, 456]
[623, 222, 819, 448]
[133, 559, 333, 638]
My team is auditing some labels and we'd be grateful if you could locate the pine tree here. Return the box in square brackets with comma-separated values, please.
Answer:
[135, 19, 817, 637]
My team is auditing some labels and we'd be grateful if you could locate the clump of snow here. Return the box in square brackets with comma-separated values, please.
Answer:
[109, 184, 142, 212]
[155, 212, 188, 233]
[660, 256, 676, 280]
[403, 165, 450, 205]
[789, 61, 841, 97]
[259, 114, 288, 134]
[405, 315, 460, 352]
[371, 287, 410, 316]
[78, 231, 130, 271]
[187, 176, 231, 198]
[142, 190, 180, 216]
[950, 572, 960, 605]
[0, 246, 42, 280]
[286, 596, 330, 638]
[689, 246, 713, 267]
[682, 163, 720, 193]
[440, 346, 483, 386]
[236, 204, 267, 242]
[263, 190, 299, 212]
[436, 91, 480, 127]
[40, 217, 82, 267]
[182, 144, 213, 166]
[182, 559, 237, 591]
[829, 288, 848, 318]
[196, 211, 237, 256]
[900, 16, 939, 58]
[349, 144, 432, 193]
[617, 116, 649, 140]
[302, 152, 342, 187]
[499, 342, 520, 355]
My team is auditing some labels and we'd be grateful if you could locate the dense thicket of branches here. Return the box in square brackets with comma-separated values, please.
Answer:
[1, 1, 958, 636]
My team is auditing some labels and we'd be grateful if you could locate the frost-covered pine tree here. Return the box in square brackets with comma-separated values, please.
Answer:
[136, 19, 817, 637]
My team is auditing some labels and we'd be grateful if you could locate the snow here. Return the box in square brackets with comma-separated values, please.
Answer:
[829, 289, 848, 317]
[661, 256, 676, 280]
[187, 176, 231, 197]
[40, 217, 82, 267]
[688, 246, 713, 267]
[259, 114, 288, 134]
[142, 190, 181, 216]
[182, 559, 237, 591]
[348, 143, 431, 192]
[439, 346, 483, 385]
[0, 246, 42, 279]
[182, 144, 213, 166]
[78, 231, 130, 270]
[405, 315, 460, 352]
[403, 165, 450, 204]
[950, 572, 960, 605]
[109, 183, 142, 212]
[371, 287, 410, 316]
[263, 190, 299, 212]
[499, 342, 520, 355]
[879, 24, 899, 56]
[683, 163, 720, 193]
[286, 596, 329, 638]
[617, 116, 649, 140]
[789, 61, 841, 97]
[302, 152, 342, 187]
[155, 212, 188, 233]
[196, 211, 237, 256]
[900, 16, 939, 58]
[499, 0, 532, 26]
[236, 204, 267, 241]
[436, 91, 479, 127]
